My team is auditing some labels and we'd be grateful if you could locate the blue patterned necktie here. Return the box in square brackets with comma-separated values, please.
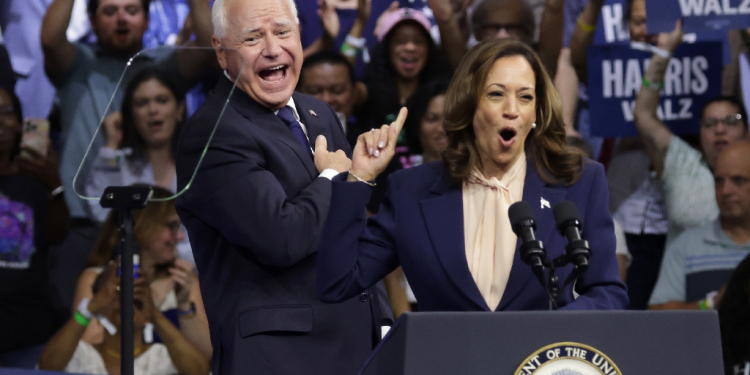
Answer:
[277, 106, 312, 156]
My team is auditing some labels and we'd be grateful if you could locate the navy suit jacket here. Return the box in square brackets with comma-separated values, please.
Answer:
[317, 159, 628, 311]
[176, 78, 375, 375]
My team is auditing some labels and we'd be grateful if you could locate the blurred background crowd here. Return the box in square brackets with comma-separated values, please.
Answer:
[0, 0, 749, 374]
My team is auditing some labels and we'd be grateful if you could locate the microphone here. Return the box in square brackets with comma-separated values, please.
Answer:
[509, 202, 547, 283]
[552, 201, 591, 278]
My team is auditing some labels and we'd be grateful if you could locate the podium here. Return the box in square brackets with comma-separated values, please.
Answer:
[360, 311, 723, 374]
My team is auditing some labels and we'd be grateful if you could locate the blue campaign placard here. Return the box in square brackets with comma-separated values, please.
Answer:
[593, 0, 732, 63]
[587, 41, 723, 137]
[646, 0, 750, 34]
[594, 0, 630, 46]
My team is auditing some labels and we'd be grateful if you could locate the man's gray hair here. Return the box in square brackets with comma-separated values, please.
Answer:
[213, 0, 299, 38]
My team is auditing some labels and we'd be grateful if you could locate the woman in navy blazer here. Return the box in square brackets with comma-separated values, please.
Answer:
[316, 39, 628, 312]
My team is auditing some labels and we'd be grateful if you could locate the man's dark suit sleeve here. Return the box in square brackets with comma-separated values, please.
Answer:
[181, 109, 336, 270]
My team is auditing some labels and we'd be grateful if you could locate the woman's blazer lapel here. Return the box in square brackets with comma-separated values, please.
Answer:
[416, 160, 568, 312]
[419, 174, 490, 311]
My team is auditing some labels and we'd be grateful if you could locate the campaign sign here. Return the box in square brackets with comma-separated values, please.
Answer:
[646, 0, 750, 34]
[592, 0, 734, 63]
[593, 0, 630, 46]
[588, 41, 722, 137]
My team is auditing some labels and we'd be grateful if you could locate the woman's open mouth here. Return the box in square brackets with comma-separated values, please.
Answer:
[499, 128, 517, 147]
[399, 57, 419, 71]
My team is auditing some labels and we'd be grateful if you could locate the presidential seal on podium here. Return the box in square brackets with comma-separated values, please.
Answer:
[515, 342, 622, 375]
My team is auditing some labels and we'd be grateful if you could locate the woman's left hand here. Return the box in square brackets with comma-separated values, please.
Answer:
[349, 107, 407, 182]
[170, 259, 196, 309]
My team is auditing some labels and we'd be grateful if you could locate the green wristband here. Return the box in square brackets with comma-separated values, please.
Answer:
[642, 77, 664, 90]
[74, 310, 91, 326]
[699, 299, 709, 311]
[340, 43, 358, 57]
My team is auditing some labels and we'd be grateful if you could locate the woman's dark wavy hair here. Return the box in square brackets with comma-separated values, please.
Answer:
[404, 79, 450, 155]
[719, 252, 750, 374]
[362, 17, 452, 104]
[120, 67, 185, 172]
[442, 39, 584, 185]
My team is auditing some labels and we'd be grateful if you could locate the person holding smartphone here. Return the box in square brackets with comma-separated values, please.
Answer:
[38, 263, 209, 375]
[72, 187, 211, 359]
[0, 85, 71, 368]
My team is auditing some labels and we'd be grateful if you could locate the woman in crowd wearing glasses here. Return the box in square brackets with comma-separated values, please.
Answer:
[70, 187, 211, 359]
[633, 20, 749, 246]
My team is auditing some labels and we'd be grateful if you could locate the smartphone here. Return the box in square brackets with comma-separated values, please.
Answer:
[20, 118, 49, 158]
[117, 254, 141, 279]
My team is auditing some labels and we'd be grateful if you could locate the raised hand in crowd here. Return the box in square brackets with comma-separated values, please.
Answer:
[319, 0, 341, 41]
[17, 144, 61, 196]
[633, 19, 683, 176]
[356, 0, 372, 28]
[304, 0, 342, 57]
[569, 0, 605, 85]
[428, 0, 471, 70]
[656, 19, 685, 56]
[101, 111, 123, 151]
[16, 143, 70, 244]
[338, 0, 373, 68]
[537, 0, 566, 78]
[373, 1, 400, 38]
[176, 0, 213, 46]
[38, 264, 119, 372]
[349, 107, 407, 182]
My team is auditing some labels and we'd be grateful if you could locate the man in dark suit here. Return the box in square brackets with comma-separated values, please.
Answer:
[175, 0, 376, 373]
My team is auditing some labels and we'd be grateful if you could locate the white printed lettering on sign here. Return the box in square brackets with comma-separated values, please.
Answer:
[602, 56, 708, 99]
[679, 0, 750, 16]
[621, 98, 693, 121]
[602, 4, 629, 43]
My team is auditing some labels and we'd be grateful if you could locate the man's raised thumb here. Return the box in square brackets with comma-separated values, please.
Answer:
[315, 135, 328, 153]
